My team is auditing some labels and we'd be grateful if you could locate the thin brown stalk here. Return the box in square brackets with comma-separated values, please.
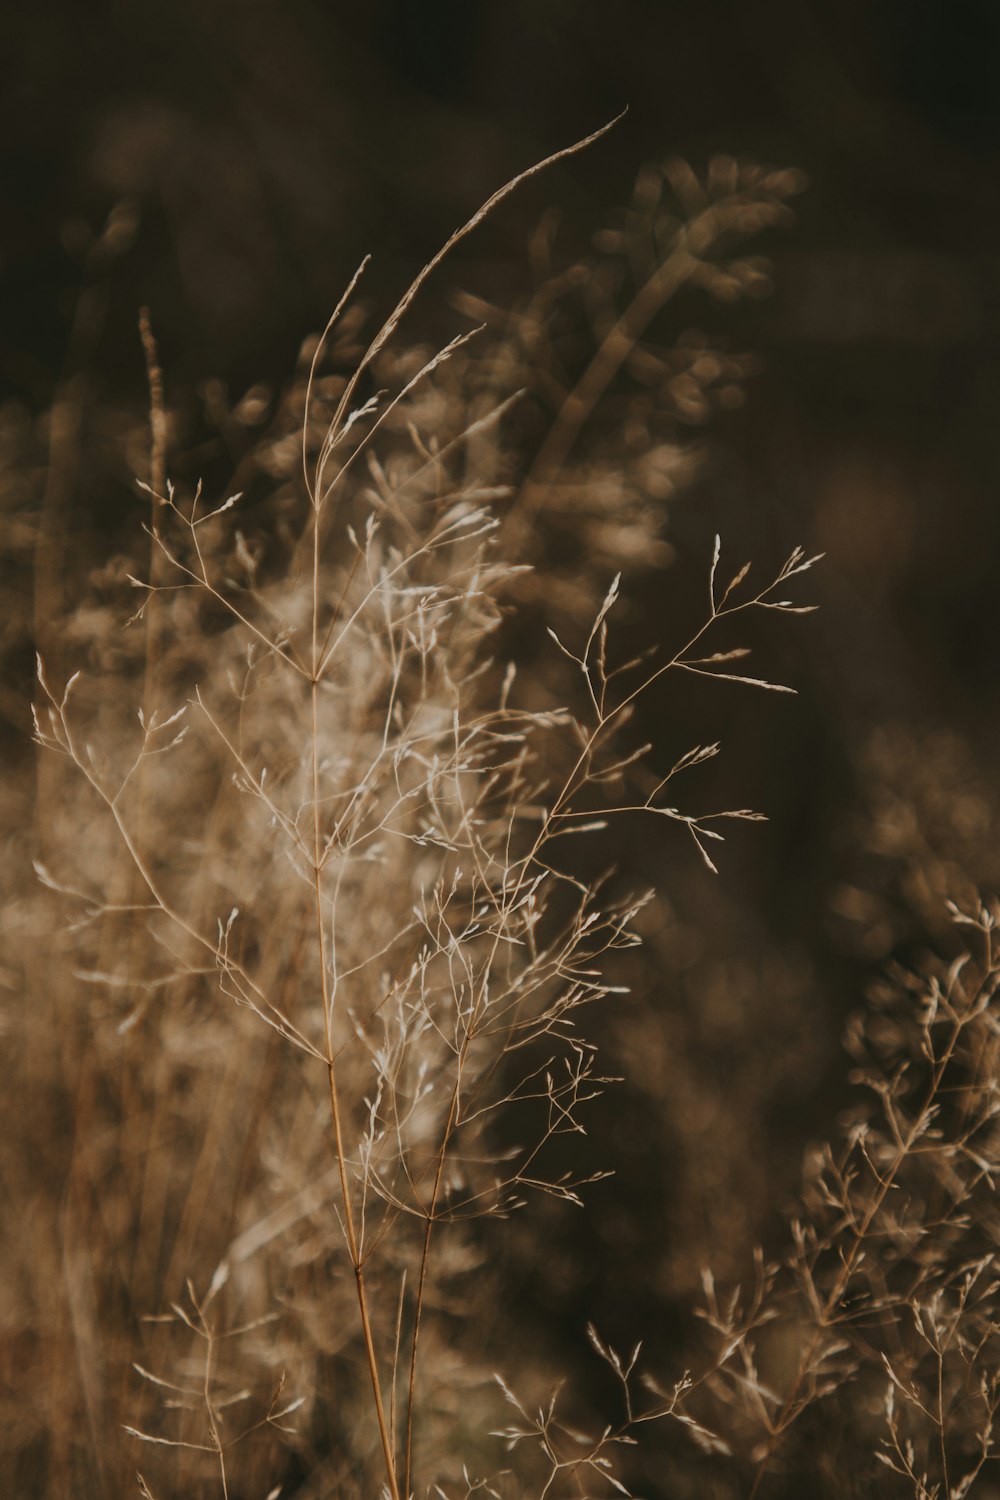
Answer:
[310, 472, 401, 1496]
[403, 1055, 467, 1498]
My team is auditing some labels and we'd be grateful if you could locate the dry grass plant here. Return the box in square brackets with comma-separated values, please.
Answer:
[646, 898, 1000, 1499]
[13, 123, 831, 1498]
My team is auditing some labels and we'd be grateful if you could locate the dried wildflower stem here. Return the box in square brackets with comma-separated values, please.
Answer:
[403, 1053, 466, 1497]
[513, 241, 699, 534]
[301, 122, 632, 1498]
[937, 1346, 950, 1495]
[138, 309, 167, 709]
[199, 1313, 229, 1500]
[329, 113, 625, 450]
[747, 1011, 969, 1498]
[309, 498, 401, 1497]
[397, 545, 816, 1491]
[138, 309, 167, 528]
[131, 312, 169, 1007]
[511, 192, 770, 539]
[294, 114, 626, 575]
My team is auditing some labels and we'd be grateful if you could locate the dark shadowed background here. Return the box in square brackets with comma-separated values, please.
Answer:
[5, 2, 1000, 1493]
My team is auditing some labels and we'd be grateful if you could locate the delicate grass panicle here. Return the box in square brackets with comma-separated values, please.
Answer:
[36, 118, 978, 1500]
[652, 897, 1000, 1499]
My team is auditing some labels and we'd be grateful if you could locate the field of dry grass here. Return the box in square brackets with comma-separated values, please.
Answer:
[4, 116, 1000, 1500]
